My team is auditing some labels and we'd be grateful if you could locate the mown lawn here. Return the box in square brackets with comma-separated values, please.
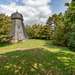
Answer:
[0, 39, 46, 54]
[0, 39, 75, 75]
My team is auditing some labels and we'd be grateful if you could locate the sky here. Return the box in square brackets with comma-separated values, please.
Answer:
[0, 0, 71, 24]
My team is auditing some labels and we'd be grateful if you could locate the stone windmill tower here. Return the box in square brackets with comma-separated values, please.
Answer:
[11, 11, 27, 42]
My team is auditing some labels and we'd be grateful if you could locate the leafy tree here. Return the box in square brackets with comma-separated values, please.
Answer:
[26, 24, 52, 40]
[0, 14, 11, 43]
[51, 13, 65, 46]
[65, 0, 75, 50]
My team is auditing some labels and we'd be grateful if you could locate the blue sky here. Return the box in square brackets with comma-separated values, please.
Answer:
[0, 0, 71, 24]
[0, 0, 70, 13]
[52, 0, 66, 13]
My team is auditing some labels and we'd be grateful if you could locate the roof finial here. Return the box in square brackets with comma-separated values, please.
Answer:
[15, 7, 18, 13]
[16, 9, 18, 13]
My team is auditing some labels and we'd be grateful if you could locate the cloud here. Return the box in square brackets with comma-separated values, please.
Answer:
[0, 0, 52, 25]
[64, 0, 71, 3]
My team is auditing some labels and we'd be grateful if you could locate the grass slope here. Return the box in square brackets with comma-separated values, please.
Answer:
[0, 39, 69, 54]
[0, 39, 75, 75]
[0, 39, 46, 54]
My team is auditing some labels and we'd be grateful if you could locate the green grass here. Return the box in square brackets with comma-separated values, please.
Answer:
[0, 39, 46, 54]
[0, 39, 69, 54]
[0, 39, 75, 75]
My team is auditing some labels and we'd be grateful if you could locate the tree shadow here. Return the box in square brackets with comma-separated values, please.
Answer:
[44, 40, 70, 52]
[0, 48, 75, 75]
[0, 42, 12, 47]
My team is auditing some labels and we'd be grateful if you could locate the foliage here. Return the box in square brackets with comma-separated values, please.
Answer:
[48, 13, 66, 46]
[47, 0, 75, 50]
[26, 24, 52, 40]
[47, 13, 65, 46]
[68, 32, 75, 50]
[0, 14, 11, 43]
[64, 0, 75, 50]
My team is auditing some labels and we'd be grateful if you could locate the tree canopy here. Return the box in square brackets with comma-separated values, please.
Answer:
[0, 14, 11, 43]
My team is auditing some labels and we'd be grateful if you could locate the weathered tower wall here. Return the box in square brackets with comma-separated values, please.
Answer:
[11, 12, 27, 43]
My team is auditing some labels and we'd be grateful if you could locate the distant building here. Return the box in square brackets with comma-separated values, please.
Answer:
[11, 11, 27, 43]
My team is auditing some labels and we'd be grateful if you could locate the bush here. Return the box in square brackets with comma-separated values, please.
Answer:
[68, 32, 75, 51]
[26, 24, 52, 40]
[0, 35, 11, 43]
[0, 14, 11, 43]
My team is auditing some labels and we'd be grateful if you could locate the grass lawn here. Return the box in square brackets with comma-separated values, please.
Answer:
[0, 39, 46, 54]
[0, 39, 75, 75]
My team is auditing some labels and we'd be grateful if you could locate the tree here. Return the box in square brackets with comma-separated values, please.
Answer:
[26, 24, 52, 40]
[65, 0, 75, 50]
[0, 14, 11, 43]
[51, 13, 65, 46]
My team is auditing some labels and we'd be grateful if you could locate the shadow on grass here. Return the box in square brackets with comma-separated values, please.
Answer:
[43, 40, 59, 48]
[44, 40, 70, 52]
[0, 42, 11, 47]
[0, 48, 75, 75]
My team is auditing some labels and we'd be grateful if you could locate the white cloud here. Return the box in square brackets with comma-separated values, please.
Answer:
[64, 0, 71, 3]
[0, 0, 52, 25]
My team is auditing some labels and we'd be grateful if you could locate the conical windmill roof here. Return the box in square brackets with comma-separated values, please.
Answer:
[11, 11, 23, 20]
